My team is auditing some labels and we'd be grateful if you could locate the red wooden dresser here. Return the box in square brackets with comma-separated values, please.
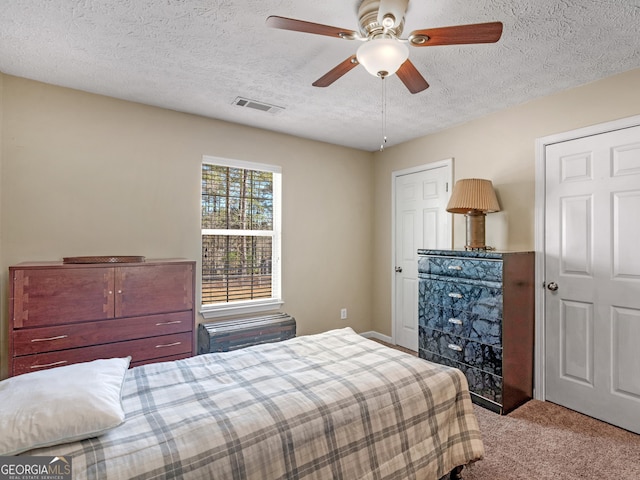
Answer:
[8, 259, 195, 376]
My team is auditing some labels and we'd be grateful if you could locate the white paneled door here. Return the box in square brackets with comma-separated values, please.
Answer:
[544, 124, 640, 434]
[394, 163, 451, 351]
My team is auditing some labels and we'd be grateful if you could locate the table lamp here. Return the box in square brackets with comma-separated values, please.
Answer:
[446, 178, 501, 250]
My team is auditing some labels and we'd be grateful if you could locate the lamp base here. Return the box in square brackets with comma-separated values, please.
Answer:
[464, 211, 488, 250]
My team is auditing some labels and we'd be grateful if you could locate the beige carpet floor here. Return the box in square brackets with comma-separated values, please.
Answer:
[464, 400, 640, 479]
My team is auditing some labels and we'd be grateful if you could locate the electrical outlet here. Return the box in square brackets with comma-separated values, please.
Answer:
[340, 308, 348, 320]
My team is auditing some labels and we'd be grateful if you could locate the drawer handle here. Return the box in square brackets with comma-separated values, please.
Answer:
[448, 292, 463, 299]
[155, 341, 182, 348]
[155, 321, 182, 326]
[30, 360, 68, 369]
[448, 265, 462, 271]
[31, 335, 68, 343]
[448, 318, 463, 325]
[447, 344, 463, 352]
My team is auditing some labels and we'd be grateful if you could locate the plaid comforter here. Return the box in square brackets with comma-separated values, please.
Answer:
[26, 327, 484, 479]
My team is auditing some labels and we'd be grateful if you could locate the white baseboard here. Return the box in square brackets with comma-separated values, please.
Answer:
[359, 331, 394, 344]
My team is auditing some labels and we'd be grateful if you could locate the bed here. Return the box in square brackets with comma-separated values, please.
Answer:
[13, 327, 484, 479]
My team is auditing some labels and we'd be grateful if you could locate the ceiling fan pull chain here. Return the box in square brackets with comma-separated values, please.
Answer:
[380, 76, 387, 151]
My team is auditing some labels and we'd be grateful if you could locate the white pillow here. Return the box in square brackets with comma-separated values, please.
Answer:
[0, 357, 130, 455]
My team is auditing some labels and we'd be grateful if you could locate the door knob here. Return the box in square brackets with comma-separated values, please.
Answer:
[547, 282, 559, 291]
[395, 266, 403, 273]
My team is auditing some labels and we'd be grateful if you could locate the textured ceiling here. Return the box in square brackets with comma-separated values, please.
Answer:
[1, 0, 639, 152]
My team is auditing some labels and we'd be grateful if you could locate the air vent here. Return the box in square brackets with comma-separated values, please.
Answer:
[232, 97, 284, 115]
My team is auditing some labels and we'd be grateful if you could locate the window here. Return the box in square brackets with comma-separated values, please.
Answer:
[201, 156, 282, 317]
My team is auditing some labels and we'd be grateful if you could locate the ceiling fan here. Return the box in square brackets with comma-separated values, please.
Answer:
[266, 0, 503, 94]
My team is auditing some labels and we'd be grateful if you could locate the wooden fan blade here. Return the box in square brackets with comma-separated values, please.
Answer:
[312, 56, 359, 87]
[266, 16, 358, 39]
[396, 60, 429, 94]
[409, 21, 503, 46]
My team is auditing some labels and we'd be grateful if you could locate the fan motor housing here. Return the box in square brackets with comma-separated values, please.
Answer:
[358, 0, 405, 38]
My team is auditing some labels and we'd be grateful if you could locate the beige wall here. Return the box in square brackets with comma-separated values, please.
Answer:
[0, 74, 373, 378]
[2, 68, 639, 373]
[371, 68, 640, 335]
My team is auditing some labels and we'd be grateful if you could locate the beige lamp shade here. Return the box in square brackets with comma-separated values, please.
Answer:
[446, 178, 501, 213]
[446, 178, 500, 250]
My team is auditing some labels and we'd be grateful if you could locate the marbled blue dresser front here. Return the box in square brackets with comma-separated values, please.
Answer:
[417, 249, 535, 414]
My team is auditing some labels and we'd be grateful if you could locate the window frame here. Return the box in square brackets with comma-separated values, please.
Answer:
[200, 155, 283, 319]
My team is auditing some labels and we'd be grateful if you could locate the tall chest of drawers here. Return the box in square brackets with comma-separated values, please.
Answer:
[417, 249, 534, 414]
[8, 259, 196, 377]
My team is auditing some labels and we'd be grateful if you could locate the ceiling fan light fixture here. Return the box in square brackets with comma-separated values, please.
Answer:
[356, 37, 409, 77]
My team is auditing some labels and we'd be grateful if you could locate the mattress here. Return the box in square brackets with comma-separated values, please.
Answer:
[24, 327, 484, 479]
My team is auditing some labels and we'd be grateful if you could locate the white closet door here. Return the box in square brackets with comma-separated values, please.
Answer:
[544, 124, 640, 434]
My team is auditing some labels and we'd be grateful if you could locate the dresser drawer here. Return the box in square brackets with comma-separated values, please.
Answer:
[12, 332, 193, 376]
[419, 349, 503, 405]
[419, 304, 502, 346]
[12, 311, 193, 355]
[419, 326, 503, 376]
[421, 278, 503, 315]
[131, 352, 192, 368]
[418, 256, 502, 282]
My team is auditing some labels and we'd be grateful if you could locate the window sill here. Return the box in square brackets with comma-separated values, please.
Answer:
[200, 299, 284, 319]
